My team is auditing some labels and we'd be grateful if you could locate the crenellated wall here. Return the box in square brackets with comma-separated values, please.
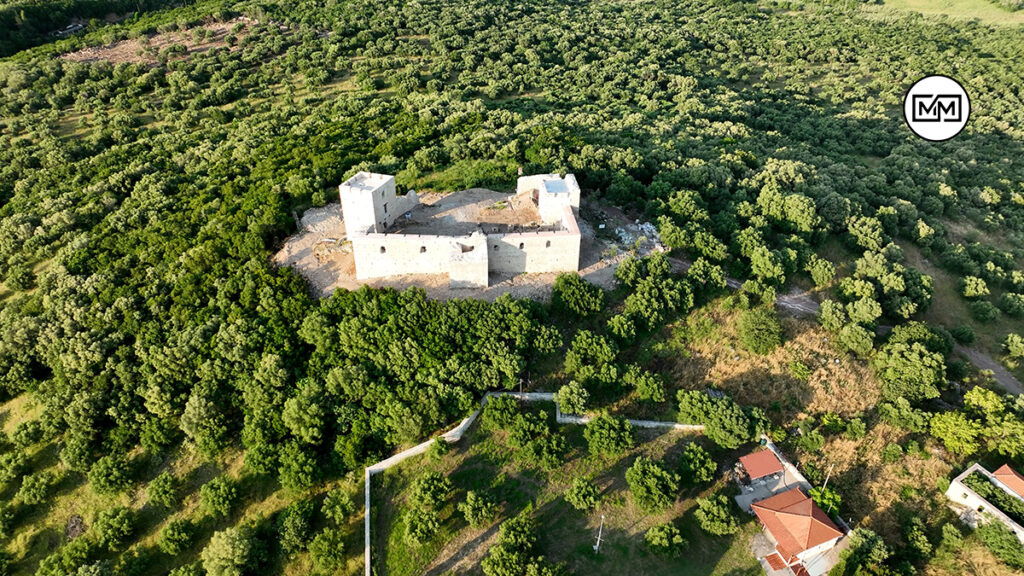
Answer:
[344, 173, 582, 287]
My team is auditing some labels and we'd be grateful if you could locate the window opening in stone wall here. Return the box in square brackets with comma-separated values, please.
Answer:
[380, 246, 386, 254]
[546, 240, 551, 247]
[519, 242, 524, 249]
[420, 246, 426, 253]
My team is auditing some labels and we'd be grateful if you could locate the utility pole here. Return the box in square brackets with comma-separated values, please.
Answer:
[821, 463, 836, 515]
[593, 514, 605, 554]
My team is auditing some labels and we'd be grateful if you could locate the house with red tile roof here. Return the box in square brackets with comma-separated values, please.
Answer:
[993, 464, 1024, 500]
[740, 449, 785, 481]
[752, 487, 844, 576]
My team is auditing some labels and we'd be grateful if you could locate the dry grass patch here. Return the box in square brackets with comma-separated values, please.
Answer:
[800, 424, 953, 542]
[925, 537, 1023, 576]
[658, 304, 880, 421]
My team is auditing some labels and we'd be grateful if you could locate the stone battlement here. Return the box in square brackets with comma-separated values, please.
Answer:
[340, 174, 583, 288]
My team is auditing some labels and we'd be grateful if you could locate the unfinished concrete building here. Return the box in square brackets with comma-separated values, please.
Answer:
[338, 172, 582, 288]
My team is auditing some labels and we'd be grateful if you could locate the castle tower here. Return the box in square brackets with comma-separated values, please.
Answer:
[338, 172, 418, 234]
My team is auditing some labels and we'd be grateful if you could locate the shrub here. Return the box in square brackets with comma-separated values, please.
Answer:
[929, 412, 981, 456]
[0, 503, 13, 540]
[200, 477, 238, 518]
[481, 505, 560, 576]
[554, 381, 589, 416]
[12, 420, 43, 448]
[625, 456, 679, 512]
[427, 437, 450, 460]
[736, 307, 782, 355]
[93, 507, 135, 551]
[0, 452, 27, 488]
[949, 324, 975, 345]
[278, 441, 317, 492]
[88, 454, 132, 495]
[970, 300, 999, 323]
[695, 494, 739, 535]
[458, 491, 497, 527]
[201, 527, 253, 576]
[809, 486, 841, 515]
[806, 256, 835, 287]
[624, 365, 666, 403]
[564, 478, 600, 511]
[904, 517, 932, 561]
[961, 276, 990, 299]
[552, 273, 604, 316]
[278, 500, 313, 555]
[1005, 333, 1024, 359]
[168, 562, 203, 576]
[584, 414, 634, 457]
[998, 293, 1024, 317]
[409, 471, 452, 510]
[148, 471, 179, 509]
[404, 509, 440, 545]
[322, 489, 355, 525]
[871, 342, 945, 402]
[978, 521, 1024, 569]
[309, 527, 346, 572]
[679, 443, 716, 485]
[17, 471, 53, 505]
[845, 418, 867, 439]
[881, 443, 903, 463]
[677, 390, 761, 449]
[481, 395, 519, 431]
[564, 330, 617, 378]
[645, 523, 687, 556]
[159, 518, 195, 555]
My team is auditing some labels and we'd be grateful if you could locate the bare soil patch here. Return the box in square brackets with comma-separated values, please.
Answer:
[59, 18, 254, 65]
[396, 188, 552, 235]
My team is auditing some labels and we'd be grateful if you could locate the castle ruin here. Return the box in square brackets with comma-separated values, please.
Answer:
[338, 172, 583, 288]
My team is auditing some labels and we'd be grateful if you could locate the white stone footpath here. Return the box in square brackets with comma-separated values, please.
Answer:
[363, 391, 705, 576]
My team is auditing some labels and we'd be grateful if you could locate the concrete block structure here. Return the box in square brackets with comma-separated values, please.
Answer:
[339, 172, 419, 233]
[946, 463, 1024, 544]
[338, 172, 582, 288]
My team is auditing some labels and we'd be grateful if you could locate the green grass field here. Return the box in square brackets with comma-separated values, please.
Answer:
[867, 0, 1024, 25]
[373, 405, 762, 576]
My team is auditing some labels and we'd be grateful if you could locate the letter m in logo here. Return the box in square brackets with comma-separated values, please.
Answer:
[912, 94, 962, 122]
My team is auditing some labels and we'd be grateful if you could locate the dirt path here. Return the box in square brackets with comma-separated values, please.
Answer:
[955, 344, 1024, 396]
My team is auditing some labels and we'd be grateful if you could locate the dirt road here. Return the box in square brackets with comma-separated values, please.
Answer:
[955, 344, 1024, 396]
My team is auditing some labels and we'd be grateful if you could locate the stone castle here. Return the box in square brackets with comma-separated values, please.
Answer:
[338, 172, 583, 288]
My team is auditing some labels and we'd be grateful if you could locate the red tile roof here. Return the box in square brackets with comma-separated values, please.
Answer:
[741, 449, 784, 480]
[994, 464, 1024, 499]
[765, 552, 788, 570]
[793, 564, 810, 576]
[752, 487, 843, 563]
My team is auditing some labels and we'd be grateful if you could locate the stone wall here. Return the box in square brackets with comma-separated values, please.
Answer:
[350, 233, 461, 279]
[351, 205, 581, 286]
[487, 205, 580, 275]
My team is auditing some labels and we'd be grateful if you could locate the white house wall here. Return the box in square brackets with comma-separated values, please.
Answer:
[946, 464, 1024, 545]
